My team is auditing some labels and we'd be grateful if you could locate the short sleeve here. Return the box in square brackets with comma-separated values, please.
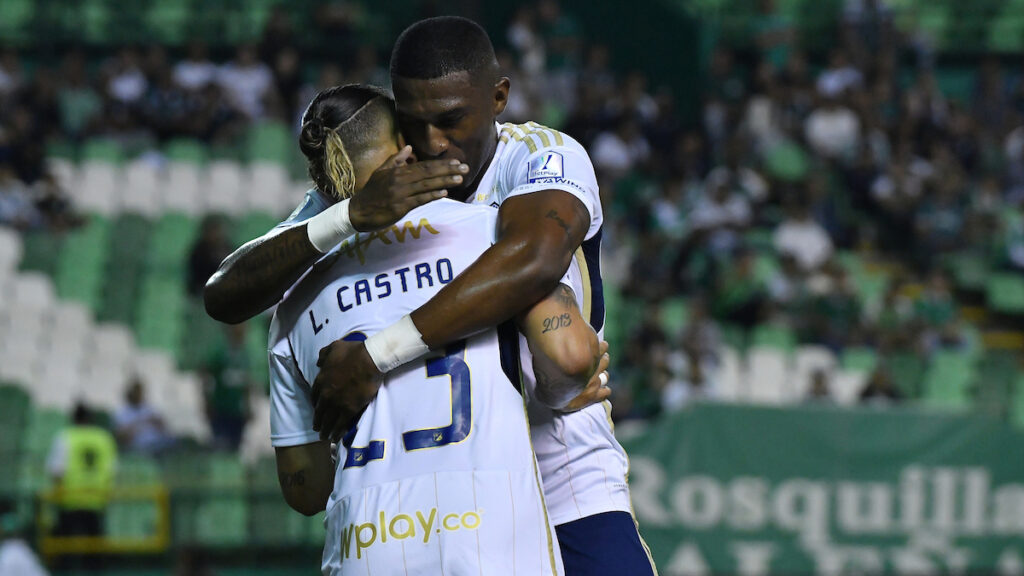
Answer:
[272, 189, 332, 232]
[268, 320, 320, 447]
[504, 141, 602, 240]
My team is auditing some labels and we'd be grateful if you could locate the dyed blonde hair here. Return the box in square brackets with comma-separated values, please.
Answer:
[299, 85, 395, 201]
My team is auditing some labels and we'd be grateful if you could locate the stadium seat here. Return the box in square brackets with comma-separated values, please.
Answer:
[716, 346, 743, 401]
[50, 301, 94, 338]
[79, 162, 122, 216]
[48, 157, 78, 192]
[23, 408, 68, 457]
[887, 352, 926, 398]
[122, 161, 163, 217]
[0, 228, 23, 274]
[10, 272, 57, 311]
[248, 162, 290, 214]
[832, 369, 869, 405]
[987, 273, 1024, 315]
[658, 298, 689, 336]
[165, 163, 203, 213]
[841, 347, 879, 374]
[751, 324, 796, 354]
[0, 0, 35, 44]
[745, 347, 789, 404]
[206, 161, 246, 215]
[0, 385, 31, 453]
[106, 500, 160, 539]
[246, 122, 292, 165]
[923, 351, 974, 409]
[164, 140, 208, 165]
[988, 14, 1024, 52]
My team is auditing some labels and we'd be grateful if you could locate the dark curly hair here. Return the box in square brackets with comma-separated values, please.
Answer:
[299, 84, 395, 200]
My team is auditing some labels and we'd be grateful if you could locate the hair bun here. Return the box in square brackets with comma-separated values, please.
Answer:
[300, 119, 326, 155]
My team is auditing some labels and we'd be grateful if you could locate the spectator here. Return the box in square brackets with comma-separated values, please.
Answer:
[805, 94, 860, 161]
[216, 45, 274, 120]
[140, 62, 194, 143]
[173, 41, 217, 93]
[679, 296, 722, 369]
[0, 48, 23, 103]
[0, 166, 41, 229]
[859, 363, 903, 404]
[187, 216, 230, 298]
[103, 47, 148, 108]
[205, 324, 255, 451]
[591, 116, 651, 181]
[0, 503, 48, 576]
[114, 378, 175, 456]
[506, 5, 545, 75]
[689, 173, 752, 257]
[712, 248, 767, 331]
[660, 351, 720, 412]
[805, 369, 833, 404]
[57, 51, 102, 141]
[816, 49, 863, 98]
[773, 199, 834, 272]
[914, 271, 963, 352]
[46, 404, 117, 570]
[258, 5, 296, 66]
[807, 265, 862, 350]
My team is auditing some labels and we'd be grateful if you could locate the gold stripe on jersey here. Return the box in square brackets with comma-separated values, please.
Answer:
[500, 122, 569, 155]
[572, 247, 593, 323]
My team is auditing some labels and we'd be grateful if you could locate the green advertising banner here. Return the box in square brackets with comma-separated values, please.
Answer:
[620, 403, 1024, 575]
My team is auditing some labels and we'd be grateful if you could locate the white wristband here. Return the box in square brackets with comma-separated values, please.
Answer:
[306, 198, 356, 253]
[364, 315, 430, 373]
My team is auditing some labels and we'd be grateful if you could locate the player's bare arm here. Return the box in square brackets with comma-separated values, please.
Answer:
[274, 441, 334, 516]
[519, 283, 611, 411]
[203, 148, 467, 324]
[310, 189, 589, 440]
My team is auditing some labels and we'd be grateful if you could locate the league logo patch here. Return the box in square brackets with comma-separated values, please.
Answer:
[528, 152, 564, 183]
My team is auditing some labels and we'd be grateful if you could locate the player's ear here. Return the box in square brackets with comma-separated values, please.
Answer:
[492, 77, 510, 117]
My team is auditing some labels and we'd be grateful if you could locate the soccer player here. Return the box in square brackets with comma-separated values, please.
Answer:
[268, 84, 605, 574]
[205, 18, 655, 576]
[313, 18, 657, 576]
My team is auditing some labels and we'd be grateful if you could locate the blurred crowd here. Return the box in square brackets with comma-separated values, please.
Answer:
[1, 0, 1023, 421]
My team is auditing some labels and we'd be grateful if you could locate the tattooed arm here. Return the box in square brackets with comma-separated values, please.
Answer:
[205, 226, 323, 324]
[410, 189, 590, 347]
[274, 441, 334, 516]
[519, 284, 606, 410]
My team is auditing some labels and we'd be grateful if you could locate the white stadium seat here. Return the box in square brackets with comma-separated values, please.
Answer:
[48, 158, 78, 191]
[832, 369, 869, 406]
[90, 324, 135, 364]
[121, 161, 162, 217]
[50, 302, 94, 338]
[746, 347, 790, 405]
[11, 273, 56, 311]
[2, 306, 48, 344]
[0, 227, 23, 274]
[164, 163, 203, 215]
[248, 162, 289, 213]
[79, 162, 121, 216]
[716, 346, 743, 401]
[241, 395, 273, 464]
[35, 357, 82, 411]
[206, 161, 246, 216]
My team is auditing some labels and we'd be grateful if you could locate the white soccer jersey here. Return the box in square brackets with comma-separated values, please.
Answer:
[471, 122, 632, 526]
[269, 200, 562, 576]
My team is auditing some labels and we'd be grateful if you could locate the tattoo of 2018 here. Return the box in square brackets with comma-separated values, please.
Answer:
[542, 313, 572, 333]
[545, 210, 571, 235]
[279, 470, 306, 488]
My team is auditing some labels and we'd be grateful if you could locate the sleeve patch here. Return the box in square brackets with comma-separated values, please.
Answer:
[528, 152, 564, 183]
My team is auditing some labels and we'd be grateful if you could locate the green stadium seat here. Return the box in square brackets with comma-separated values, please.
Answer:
[974, 352, 1018, 417]
[24, 409, 68, 457]
[988, 15, 1024, 52]
[106, 499, 160, 539]
[987, 273, 1024, 314]
[886, 352, 926, 398]
[923, 351, 974, 409]
[945, 252, 989, 292]
[1010, 375, 1024, 428]
[917, 4, 951, 49]
[195, 498, 248, 546]
[55, 217, 111, 311]
[0, 386, 31, 453]
[19, 231, 63, 276]
[762, 141, 809, 182]
[82, 138, 125, 164]
[0, 0, 35, 44]
[164, 139, 208, 165]
[247, 122, 292, 165]
[144, 2, 191, 45]
[45, 139, 78, 162]
[233, 213, 280, 248]
[117, 455, 162, 486]
[751, 324, 796, 353]
[842, 347, 878, 374]
[658, 298, 689, 337]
